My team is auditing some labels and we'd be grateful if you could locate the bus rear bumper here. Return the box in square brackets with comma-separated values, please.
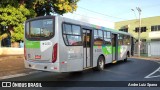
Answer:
[24, 60, 60, 72]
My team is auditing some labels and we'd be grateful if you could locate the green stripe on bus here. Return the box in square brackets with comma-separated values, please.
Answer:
[93, 46, 97, 48]
[118, 46, 121, 53]
[25, 40, 40, 48]
[102, 46, 112, 55]
[94, 45, 112, 55]
[95, 45, 122, 55]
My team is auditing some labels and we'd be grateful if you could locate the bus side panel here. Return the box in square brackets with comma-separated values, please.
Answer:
[127, 45, 131, 56]
[93, 46, 113, 67]
[118, 45, 131, 60]
[58, 46, 83, 72]
[118, 45, 123, 60]
[93, 46, 102, 67]
[102, 46, 113, 64]
[66, 46, 83, 72]
[58, 18, 83, 72]
[105, 54, 112, 64]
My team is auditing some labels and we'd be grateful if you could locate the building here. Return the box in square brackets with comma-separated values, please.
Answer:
[115, 16, 160, 57]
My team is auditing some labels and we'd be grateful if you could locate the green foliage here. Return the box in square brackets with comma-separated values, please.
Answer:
[0, 5, 29, 26]
[0, 0, 19, 7]
[25, 0, 37, 18]
[12, 24, 24, 42]
[0, 0, 80, 17]
[53, 0, 79, 14]
[0, 5, 30, 42]
[33, 0, 79, 16]
[24, 0, 80, 17]
[0, 0, 79, 43]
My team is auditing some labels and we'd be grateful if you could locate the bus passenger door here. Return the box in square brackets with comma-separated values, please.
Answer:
[112, 34, 118, 62]
[83, 29, 92, 68]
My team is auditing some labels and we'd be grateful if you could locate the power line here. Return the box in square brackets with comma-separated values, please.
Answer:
[70, 13, 113, 22]
[141, 4, 160, 9]
[78, 6, 127, 20]
[64, 12, 116, 27]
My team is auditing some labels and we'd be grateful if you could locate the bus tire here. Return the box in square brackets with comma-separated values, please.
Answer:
[124, 51, 129, 62]
[96, 56, 105, 71]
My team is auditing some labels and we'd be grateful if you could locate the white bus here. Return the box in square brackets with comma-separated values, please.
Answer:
[24, 15, 134, 72]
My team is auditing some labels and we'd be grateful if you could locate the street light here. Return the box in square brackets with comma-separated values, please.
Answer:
[132, 7, 142, 57]
[131, 9, 137, 19]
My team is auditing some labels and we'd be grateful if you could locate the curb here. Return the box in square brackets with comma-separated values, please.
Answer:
[129, 57, 160, 61]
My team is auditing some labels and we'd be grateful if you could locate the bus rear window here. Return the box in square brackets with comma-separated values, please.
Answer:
[26, 19, 54, 40]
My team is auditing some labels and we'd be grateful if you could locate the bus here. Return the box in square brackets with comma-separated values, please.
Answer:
[24, 15, 134, 72]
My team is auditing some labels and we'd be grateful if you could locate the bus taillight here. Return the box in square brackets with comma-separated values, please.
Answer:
[52, 43, 58, 63]
[24, 45, 27, 60]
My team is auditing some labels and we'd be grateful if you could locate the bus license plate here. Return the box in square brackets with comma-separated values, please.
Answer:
[35, 55, 41, 59]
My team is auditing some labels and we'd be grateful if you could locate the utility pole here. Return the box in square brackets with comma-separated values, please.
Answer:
[131, 7, 141, 57]
[136, 7, 141, 57]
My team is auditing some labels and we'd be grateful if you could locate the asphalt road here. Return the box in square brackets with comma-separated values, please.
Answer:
[1, 58, 160, 90]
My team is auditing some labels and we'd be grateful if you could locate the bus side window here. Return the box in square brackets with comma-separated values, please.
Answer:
[67, 35, 82, 45]
[123, 35, 130, 45]
[72, 25, 81, 35]
[118, 34, 123, 45]
[94, 30, 103, 46]
[103, 31, 107, 45]
[104, 31, 111, 46]
[63, 35, 69, 45]
[62, 23, 82, 46]
[64, 24, 72, 34]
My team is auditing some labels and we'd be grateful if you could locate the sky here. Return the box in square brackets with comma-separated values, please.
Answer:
[63, 0, 160, 28]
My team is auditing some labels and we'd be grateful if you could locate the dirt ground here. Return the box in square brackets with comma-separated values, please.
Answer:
[0, 55, 32, 77]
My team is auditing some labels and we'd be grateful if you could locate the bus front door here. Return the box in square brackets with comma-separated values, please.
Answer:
[112, 34, 118, 62]
[83, 29, 92, 68]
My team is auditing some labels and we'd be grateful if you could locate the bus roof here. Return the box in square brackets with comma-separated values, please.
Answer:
[59, 15, 133, 37]
[26, 15, 133, 37]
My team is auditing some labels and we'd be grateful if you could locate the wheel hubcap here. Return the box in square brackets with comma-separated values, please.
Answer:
[99, 59, 104, 69]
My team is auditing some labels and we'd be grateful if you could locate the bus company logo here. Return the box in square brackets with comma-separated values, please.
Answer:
[2, 82, 11, 87]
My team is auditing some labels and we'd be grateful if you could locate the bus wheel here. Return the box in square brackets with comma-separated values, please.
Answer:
[96, 56, 105, 71]
[124, 52, 129, 62]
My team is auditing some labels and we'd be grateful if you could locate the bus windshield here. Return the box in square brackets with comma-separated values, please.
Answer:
[26, 19, 54, 39]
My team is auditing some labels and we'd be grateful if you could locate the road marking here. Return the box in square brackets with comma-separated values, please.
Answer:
[0, 71, 41, 80]
[144, 66, 160, 78]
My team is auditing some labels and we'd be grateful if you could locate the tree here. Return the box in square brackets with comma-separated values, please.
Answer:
[0, 0, 79, 44]
[0, 5, 30, 42]
[0, 0, 19, 8]
[33, 0, 79, 16]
